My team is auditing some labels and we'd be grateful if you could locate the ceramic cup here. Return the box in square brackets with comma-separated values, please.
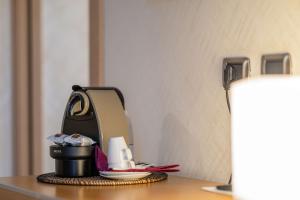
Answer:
[107, 136, 135, 169]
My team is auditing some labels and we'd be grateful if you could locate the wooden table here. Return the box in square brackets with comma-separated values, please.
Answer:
[0, 175, 232, 200]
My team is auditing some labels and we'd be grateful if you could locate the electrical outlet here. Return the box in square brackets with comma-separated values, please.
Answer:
[223, 57, 250, 89]
[261, 53, 291, 74]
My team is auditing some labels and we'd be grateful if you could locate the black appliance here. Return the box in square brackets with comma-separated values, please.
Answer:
[50, 85, 130, 177]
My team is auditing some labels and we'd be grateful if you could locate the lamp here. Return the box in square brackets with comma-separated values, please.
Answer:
[231, 76, 300, 199]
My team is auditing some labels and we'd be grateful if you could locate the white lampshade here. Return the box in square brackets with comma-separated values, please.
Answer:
[231, 76, 300, 200]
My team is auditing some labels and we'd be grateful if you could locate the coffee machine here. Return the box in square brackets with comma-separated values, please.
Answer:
[50, 85, 131, 177]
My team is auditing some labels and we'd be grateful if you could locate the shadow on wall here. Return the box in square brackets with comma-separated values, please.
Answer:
[158, 114, 206, 179]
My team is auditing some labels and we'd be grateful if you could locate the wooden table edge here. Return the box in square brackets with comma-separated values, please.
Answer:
[0, 175, 232, 200]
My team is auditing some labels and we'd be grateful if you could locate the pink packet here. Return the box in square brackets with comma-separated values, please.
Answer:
[95, 145, 108, 171]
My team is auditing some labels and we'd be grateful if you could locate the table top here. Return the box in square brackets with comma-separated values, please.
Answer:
[0, 175, 232, 200]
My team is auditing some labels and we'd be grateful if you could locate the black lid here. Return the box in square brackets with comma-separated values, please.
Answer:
[50, 145, 94, 159]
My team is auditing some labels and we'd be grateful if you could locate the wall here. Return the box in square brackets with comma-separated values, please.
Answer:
[41, 0, 89, 173]
[0, 0, 13, 176]
[104, 0, 300, 182]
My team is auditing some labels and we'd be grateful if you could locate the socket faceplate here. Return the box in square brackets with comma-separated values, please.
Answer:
[261, 53, 291, 75]
[223, 57, 250, 89]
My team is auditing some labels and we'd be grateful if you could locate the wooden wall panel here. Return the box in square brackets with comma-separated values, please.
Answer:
[28, 0, 42, 175]
[12, 0, 42, 175]
[89, 0, 104, 86]
[12, 0, 31, 176]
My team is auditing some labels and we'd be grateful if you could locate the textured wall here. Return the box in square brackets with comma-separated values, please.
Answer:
[104, 0, 300, 182]
[41, 0, 89, 173]
[0, 0, 13, 176]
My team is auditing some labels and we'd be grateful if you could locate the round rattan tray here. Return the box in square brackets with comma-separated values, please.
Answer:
[37, 172, 168, 186]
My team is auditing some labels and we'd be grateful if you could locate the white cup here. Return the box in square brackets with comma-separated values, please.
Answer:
[107, 137, 135, 169]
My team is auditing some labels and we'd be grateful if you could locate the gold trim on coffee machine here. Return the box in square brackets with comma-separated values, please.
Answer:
[86, 90, 129, 153]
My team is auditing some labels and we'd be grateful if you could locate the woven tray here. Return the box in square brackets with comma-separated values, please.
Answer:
[37, 172, 168, 186]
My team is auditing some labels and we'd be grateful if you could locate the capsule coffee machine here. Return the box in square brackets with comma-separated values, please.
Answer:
[50, 85, 131, 177]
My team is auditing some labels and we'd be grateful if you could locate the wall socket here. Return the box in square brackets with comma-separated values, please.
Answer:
[261, 53, 291, 75]
[223, 57, 250, 89]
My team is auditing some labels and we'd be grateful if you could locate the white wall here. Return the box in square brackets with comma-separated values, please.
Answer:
[41, 0, 89, 173]
[0, 0, 13, 176]
[104, 0, 300, 182]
